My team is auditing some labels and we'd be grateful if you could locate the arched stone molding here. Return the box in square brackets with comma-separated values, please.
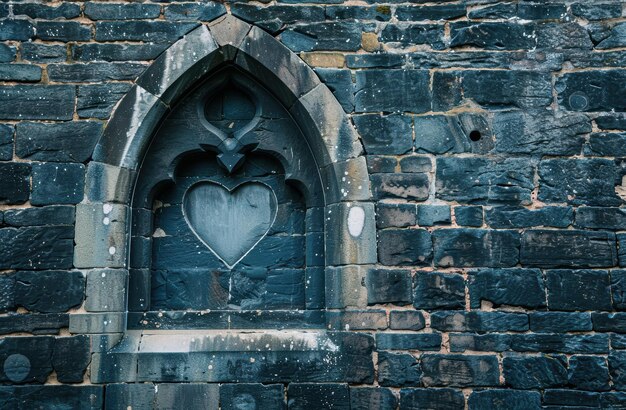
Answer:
[70, 15, 376, 342]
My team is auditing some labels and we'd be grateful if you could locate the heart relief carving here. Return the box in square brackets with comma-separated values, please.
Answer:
[183, 181, 277, 269]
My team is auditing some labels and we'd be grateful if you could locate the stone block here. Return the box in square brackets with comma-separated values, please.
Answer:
[281, 22, 361, 52]
[396, 4, 465, 20]
[413, 271, 465, 310]
[468, 268, 546, 309]
[85, 162, 134, 203]
[288, 383, 350, 409]
[325, 202, 376, 265]
[319, 157, 371, 203]
[157, 384, 220, 409]
[73, 44, 167, 63]
[609, 352, 626, 390]
[48, 63, 145, 83]
[389, 311, 425, 331]
[421, 354, 499, 387]
[353, 114, 412, 155]
[529, 312, 592, 333]
[69, 312, 126, 334]
[232, 4, 324, 35]
[587, 132, 626, 156]
[612, 270, 626, 310]
[3, 205, 74, 227]
[85, 269, 128, 312]
[346, 54, 404, 69]
[0, 336, 54, 383]
[0, 163, 30, 205]
[436, 157, 534, 205]
[400, 388, 464, 410]
[0, 386, 103, 409]
[95, 21, 199, 43]
[14, 271, 84, 313]
[84, 2, 161, 20]
[0, 313, 68, 336]
[430, 311, 528, 333]
[77, 83, 133, 119]
[11, 3, 80, 19]
[520, 229, 617, 268]
[510, 334, 609, 354]
[433, 229, 520, 268]
[0, 44, 14, 62]
[355, 70, 430, 113]
[0, 85, 74, 120]
[53, 336, 90, 383]
[0, 19, 33, 41]
[572, 3, 622, 20]
[547, 269, 612, 311]
[400, 156, 432, 173]
[371, 173, 429, 201]
[376, 333, 442, 351]
[366, 268, 412, 305]
[569, 355, 610, 391]
[503, 354, 567, 389]
[449, 333, 511, 353]
[557, 70, 626, 112]
[105, 383, 156, 409]
[0, 63, 41, 82]
[378, 229, 432, 266]
[31, 163, 84, 205]
[325, 265, 367, 308]
[350, 387, 397, 410]
[377, 351, 421, 387]
[21, 43, 66, 63]
[576, 207, 626, 230]
[450, 22, 536, 50]
[0, 226, 74, 270]
[325, 310, 387, 330]
[0, 124, 11, 160]
[454, 206, 483, 227]
[74, 203, 128, 269]
[485, 206, 573, 228]
[417, 205, 450, 226]
[376, 203, 416, 229]
[380, 24, 444, 50]
[593, 313, 626, 334]
[221, 384, 282, 410]
[314, 68, 354, 112]
[539, 158, 621, 206]
[16, 122, 102, 163]
[36, 22, 91, 42]
[468, 390, 541, 410]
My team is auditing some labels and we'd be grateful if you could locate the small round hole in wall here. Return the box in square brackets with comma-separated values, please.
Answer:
[469, 130, 481, 142]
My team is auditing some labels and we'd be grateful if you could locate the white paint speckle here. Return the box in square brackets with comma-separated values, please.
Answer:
[347, 206, 365, 238]
[103, 204, 113, 214]
[103, 217, 110, 225]
[108, 246, 116, 255]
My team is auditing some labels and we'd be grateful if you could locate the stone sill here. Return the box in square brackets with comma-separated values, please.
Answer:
[91, 329, 375, 384]
[127, 310, 326, 330]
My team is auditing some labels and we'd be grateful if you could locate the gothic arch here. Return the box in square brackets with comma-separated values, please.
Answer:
[70, 14, 376, 361]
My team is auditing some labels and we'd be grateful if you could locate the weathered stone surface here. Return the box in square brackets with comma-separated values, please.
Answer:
[433, 229, 520, 268]
[221, 384, 284, 410]
[503, 354, 567, 389]
[0, 163, 30, 205]
[612, 270, 626, 310]
[486, 206, 573, 229]
[21, 43, 65, 63]
[431, 311, 528, 333]
[346, 54, 404, 69]
[371, 174, 429, 201]
[77, 83, 133, 119]
[587, 132, 626, 156]
[350, 387, 397, 410]
[399, 156, 432, 173]
[11, 2, 80, 19]
[0, 226, 73, 270]
[378, 229, 432, 266]
[3, 206, 74, 227]
[389, 311, 425, 331]
[95, 21, 199, 43]
[510, 334, 609, 354]
[105, 383, 155, 409]
[417, 205, 450, 226]
[14, 271, 83, 313]
[454, 206, 483, 227]
[449, 333, 512, 353]
[74, 204, 128, 269]
[539, 158, 621, 206]
[16, 122, 102, 163]
[326, 310, 386, 331]
[469, 268, 546, 309]
[53, 336, 90, 383]
[353, 114, 412, 155]
[413, 271, 465, 310]
[377, 333, 441, 351]
[0, 313, 68, 335]
[569, 355, 610, 391]
[48, 63, 146, 83]
[468, 390, 541, 410]
[0, 124, 11, 160]
[433, 70, 552, 110]
[0, 20, 34, 41]
[377, 351, 421, 387]
[593, 313, 626, 334]
[156, 384, 219, 409]
[165, 3, 226, 21]
[36, 22, 91, 42]
[281, 22, 361, 52]
[73, 43, 168, 63]
[232, 4, 323, 35]
[609, 352, 626, 390]
[288, 383, 350, 409]
[355, 70, 430, 113]
[314, 68, 353, 112]
[396, 5, 465, 21]
[435, 157, 535, 205]
[85, 269, 128, 312]
[399, 388, 465, 410]
[380, 24, 444, 50]
[520, 230, 617, 268]
[557, 70, 626, 112]
[85, 2, 161, 20]
[0, 64, 41, 82]
[493, 110, 590, 156]
[576, 206, 626, 229]
[0, 336, 54, 383]
[31, 163, 84, 205]
[546, 270, 612, 311]
[376, 203, 416, 229]
[0, 85, 74, 120]
[529, 312, 592, 333]
[325, 266, 368, 309]
[366, 268, 412, 305]
[543, 389, 602, 407]
[0, 385, 103, 409]
[572, 3, 622, 20]
[325, 202, 376, 265]
[421, 354, 499, 387]
[450, 22, 536, 50]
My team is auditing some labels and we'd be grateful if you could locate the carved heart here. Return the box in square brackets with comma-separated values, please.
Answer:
[183, 181, 277, 269]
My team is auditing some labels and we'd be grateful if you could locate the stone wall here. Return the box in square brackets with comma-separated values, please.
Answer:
[1, 0, 626, 409]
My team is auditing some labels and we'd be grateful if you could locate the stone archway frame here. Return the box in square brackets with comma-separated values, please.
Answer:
[70, 16, 377, 341]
